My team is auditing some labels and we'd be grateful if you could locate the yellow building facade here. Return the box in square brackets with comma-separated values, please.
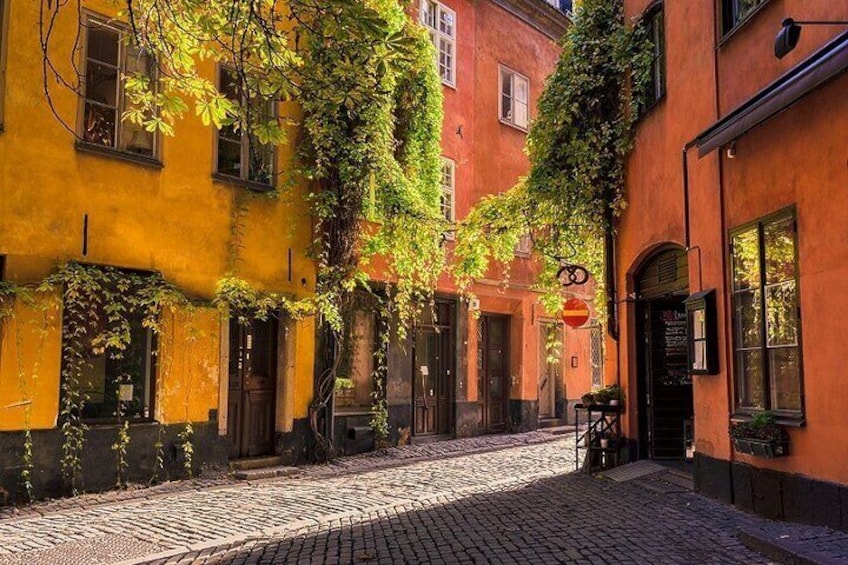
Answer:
[0, 0, 316, 500]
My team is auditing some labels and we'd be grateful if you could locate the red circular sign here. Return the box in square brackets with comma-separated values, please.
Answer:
[562, 298, 590, 328]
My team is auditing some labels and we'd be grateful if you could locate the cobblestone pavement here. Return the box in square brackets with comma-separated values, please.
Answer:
[0, 432, 840, 564]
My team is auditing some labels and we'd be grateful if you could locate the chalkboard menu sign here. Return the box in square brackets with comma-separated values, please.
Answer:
[650, 307, 690, 386]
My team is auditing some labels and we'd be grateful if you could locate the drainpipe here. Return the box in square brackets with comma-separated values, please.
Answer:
[603, 211, 621, 390]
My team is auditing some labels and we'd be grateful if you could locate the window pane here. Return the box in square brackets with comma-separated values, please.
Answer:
[734, 289, 761, 348]
[514, 100, 528, 128]
[501, 95, 512, 121]
[80, 316, 153, 420]
[692, 309, 706, 340]
[766, 281, 797, 347]
[85, 61, 119, 107]
[217, 138, 242, 178]
[764, 216, 796, 285]
[83, 103, 117, 147]
[439, 9, 455, 37]
[439, 39, 453, 83]
[247, 134, 274, 185]
[501, 72, 512, 97]
[219, 67, 240, 101]
[732, 227, 760, 291]
[737, 350, 765, 409]
[692, 340, 707, 371]
[514, 76, 528, 104]
[769, 347, 801, 412]
[87, 24, 120, 66]
[421, 1, 437, 28]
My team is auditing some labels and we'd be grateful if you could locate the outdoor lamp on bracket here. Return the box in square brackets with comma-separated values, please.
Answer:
[775, 18, 848, 59]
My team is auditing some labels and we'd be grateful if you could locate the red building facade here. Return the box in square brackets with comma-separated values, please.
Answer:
[333, 1, 585, 451]
[614, 0, 848, 529]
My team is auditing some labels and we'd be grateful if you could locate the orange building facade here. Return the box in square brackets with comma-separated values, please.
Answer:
[614, 0, 848, 529]
[332, 0, 589, 453]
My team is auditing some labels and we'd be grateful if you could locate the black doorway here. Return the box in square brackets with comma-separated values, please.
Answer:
[635, 247, 693, 460]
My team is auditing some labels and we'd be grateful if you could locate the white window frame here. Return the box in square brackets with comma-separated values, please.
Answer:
[420, 0, 457, 88]
[499, 66, 530, 131]
[441, 157, 456, 240]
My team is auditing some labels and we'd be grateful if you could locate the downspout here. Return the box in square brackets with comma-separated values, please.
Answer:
[604, 211, 621, 389]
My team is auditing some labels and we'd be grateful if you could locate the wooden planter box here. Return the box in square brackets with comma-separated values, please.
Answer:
[732, 437, 789, 458]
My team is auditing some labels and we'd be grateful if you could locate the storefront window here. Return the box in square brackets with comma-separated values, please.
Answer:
[731, 210, 802, 416]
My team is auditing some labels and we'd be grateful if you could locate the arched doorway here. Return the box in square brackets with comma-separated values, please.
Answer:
[634, 246, 693, 461]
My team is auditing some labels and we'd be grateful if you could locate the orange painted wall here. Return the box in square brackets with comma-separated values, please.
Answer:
[619, 0, 848, 485]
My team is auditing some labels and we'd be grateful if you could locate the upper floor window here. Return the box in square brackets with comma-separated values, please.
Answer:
[721, 0, 767, 37]
[420, 1, 456, 87]
[81, 17, 157, 157]
[499, 67, 529, 130]
[642, 4, 665, 109]
[514, 233, 532, 257]
[215, 66, 276, 188]
[730, 210, 802, 417]
[441, 157, 456, 239]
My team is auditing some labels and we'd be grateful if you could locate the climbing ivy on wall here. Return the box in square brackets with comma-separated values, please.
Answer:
[453, 0, 653, 316]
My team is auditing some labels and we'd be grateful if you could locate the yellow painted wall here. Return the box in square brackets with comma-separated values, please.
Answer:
[0, 1, 316, 431]
[0, 296, 62, 431]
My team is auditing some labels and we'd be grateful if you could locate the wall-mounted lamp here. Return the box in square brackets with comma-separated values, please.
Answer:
[775, 18, 848, 59]
[726, 141, 737, 159]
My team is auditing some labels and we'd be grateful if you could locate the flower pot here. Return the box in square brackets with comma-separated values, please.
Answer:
[609, 399, 619, 406]
[732, 437, 789, 458]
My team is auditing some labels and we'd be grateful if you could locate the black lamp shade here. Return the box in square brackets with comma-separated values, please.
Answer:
[775, 19, 802, 59]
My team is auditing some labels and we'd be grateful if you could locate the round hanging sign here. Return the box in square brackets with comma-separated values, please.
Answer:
[562, 298, 590, 328]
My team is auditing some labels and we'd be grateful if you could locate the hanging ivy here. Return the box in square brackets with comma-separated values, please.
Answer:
[453, 0, 653, 315]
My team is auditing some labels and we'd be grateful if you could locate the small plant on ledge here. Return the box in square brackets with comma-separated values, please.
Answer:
[729, 411, 790, 458]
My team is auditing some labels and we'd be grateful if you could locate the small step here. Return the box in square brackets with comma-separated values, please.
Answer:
[409, 434, 452, 445]
[539, 425, 576, 435]
[234, 465, 301, 481]
[538, 418, 565, 429]
[230, 455, 284, 471]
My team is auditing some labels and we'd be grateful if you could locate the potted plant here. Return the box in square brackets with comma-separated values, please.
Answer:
[729, 411, 789, 458]
[606, 385, 624, 406]
[593, 388, 611, 405]
[581, 392, 595, 406]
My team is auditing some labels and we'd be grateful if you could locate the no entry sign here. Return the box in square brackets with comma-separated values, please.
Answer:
[562, 298, 590, 328]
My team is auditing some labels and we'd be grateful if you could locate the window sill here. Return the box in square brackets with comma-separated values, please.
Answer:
[717, 0, 773, 48]
[730, 411, 806, 428]
[75, 141, 163, 169]
[212, 172, 276, 194]
[83, 418, 158, 428]
[441, 79, 457, 91]
[499, 119, 528, 134]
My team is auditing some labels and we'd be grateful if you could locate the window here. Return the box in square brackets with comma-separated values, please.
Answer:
[642, 5, 665, 109]
[731, 210, 802, 416]
[420, 1, 456, 87]
[514, 233, 532, 257]
[441, 157, 456, 239]
[337, 308, 377, 411]
[81, 17, 157, 157]
[590, 326, 603, 388]
[215, 66, 276, 188]
[70, 309, 155, 422]
[721, 0, 767, 37]
[499, 67, 529, 130]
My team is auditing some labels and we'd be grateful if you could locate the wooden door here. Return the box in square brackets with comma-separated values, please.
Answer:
[479, 315, 509, 433]
[228, 317, 277, 459]
[538, 323, 560, 419]
[413, 327, 451, 436]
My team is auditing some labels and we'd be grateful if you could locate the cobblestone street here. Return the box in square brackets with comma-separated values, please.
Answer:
[0, 433, 841, 564]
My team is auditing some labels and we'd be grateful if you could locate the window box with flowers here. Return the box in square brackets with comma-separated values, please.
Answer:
[729, 412, 789, 458]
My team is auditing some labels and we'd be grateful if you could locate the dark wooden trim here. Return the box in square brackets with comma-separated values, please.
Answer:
[487, 0, 570, 41]
[75, 141, 164, 169]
